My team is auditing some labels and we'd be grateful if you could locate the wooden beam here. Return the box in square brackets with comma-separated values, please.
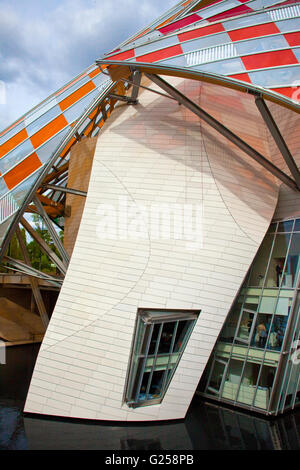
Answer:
[20, 217, 67, 275]
[15, 226, 49, 329]
[33, 196, 69, 267]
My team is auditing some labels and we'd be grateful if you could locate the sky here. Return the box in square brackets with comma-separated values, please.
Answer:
[0, 0, 177, 132]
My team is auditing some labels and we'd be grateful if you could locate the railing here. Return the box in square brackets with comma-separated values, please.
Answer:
[0, 192, 18, 224]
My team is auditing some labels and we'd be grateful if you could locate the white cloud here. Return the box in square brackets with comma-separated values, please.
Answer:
[0, 0, 177, 132]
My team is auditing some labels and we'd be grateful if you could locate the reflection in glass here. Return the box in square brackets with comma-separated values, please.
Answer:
[278, 220, 294, 233]
[149, 370, 165, 397]
[237, 362, 260, 406]
[267, 315, 287, 351]
[174, 320, 193, 353]
[158, 322, 175, 354]
[265, 233, 291, 288]
[253, 314, 269, 349]
[294, 219, 300, 232]
[219, 296, 243, 343]
[207, 358, 227, 394]
[283, 233, 300, 288]
[253, 365, 275, 410]
[126, 310, 199, 407]
[236, 309, 255, 344]
[202, 217, 300, 415]
[283, 360, 300, 410]
[222, 359, 243, 402]
[244, 295, 259, 312]
[249, 234, 274, 287]
[148, 324, 161, 355]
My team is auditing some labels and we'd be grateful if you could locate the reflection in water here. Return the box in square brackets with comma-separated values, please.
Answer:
[23, 418, 192, 450]
[186, 400, 300, 450]
[0, 402, 27, 450]
[0, 344, 299, 450]
[120, 439, 162, 450]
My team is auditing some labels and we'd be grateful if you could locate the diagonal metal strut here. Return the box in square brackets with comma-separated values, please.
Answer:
[255, 96, 300, 190]
[20, 216, 67, 275]
[130, 70, 142, 103]
[15, 226, 49, 328]
[2, 255, 62, 288]
[42, 184, 87, 197]
[145, 73, 299, 192]
[33, 196, 70, 267]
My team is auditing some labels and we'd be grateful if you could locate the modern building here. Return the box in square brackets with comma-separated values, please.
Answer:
[0, 0, 299, 421]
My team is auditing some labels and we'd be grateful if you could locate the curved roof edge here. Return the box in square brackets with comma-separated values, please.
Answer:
[96, 59, 300, 114]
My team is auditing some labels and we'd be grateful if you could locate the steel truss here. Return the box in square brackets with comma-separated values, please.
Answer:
[1, 64, 299, 332]
[0, 74, 139, 329]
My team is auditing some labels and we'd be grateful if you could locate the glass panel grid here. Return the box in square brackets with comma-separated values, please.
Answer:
[125, 309, 199, 407]
[202, 217, 300, 415]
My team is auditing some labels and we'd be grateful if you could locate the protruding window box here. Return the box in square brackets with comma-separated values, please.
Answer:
[125, 309, 200, 408]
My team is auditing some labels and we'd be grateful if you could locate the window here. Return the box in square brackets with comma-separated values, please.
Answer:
[236, 309, 256, 345]
[248, 234, 274, 287]
[125, 309, 199, 407]
[264, 233, 291, 288]
[207, 357, 228, 395]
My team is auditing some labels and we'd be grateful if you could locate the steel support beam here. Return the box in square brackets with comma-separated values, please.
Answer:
[255, 96, 300, 190]
[89, 105, 102, 136]
[0, 80, 116, 262]
[33, 196, 70, 267]
[20, 216, 67, 275]
[145, 73, 299, 192]
[3, 256, 62, 288]
[42, 184, 87, 197]
[15, 226, 49, 328]
[109, 93, 138, 104]
[101, 102, 107, 121]
[130, 71, 142, 104]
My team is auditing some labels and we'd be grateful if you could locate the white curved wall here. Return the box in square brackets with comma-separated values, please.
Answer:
[25, 76, 279, 421]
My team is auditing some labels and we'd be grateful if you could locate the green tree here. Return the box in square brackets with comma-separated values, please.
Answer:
[3, 215, 62, 274]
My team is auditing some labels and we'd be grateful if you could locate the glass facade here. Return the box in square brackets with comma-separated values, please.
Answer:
[199, 218, 300, 415]
[125, 309, 199, 407]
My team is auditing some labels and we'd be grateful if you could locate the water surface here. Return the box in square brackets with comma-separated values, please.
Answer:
[0, 344, 299, 450]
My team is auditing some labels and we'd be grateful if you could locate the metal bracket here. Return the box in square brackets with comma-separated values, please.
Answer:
[109, 93, 138, 105]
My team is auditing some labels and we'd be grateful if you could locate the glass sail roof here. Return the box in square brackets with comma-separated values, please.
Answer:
[0, 0, 299, 249]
